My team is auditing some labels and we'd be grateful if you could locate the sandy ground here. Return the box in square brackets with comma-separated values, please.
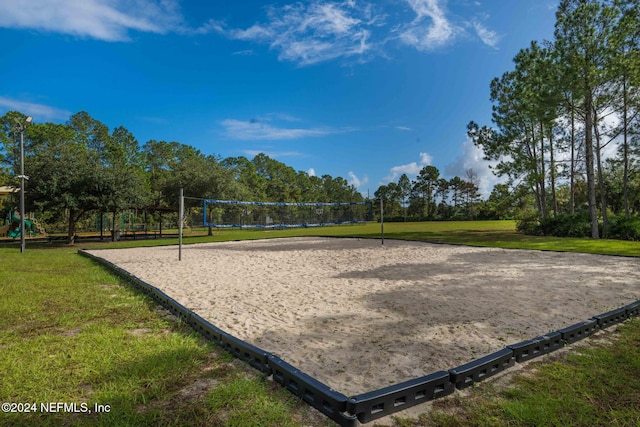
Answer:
[87, 237, 640, 396]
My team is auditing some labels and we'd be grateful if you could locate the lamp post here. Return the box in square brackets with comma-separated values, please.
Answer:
[14, 116, 32, 253]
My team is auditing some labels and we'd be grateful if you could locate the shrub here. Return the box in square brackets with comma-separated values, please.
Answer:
[517, 213, 591, 237]
[516, 212, 542, 236]
[607, 215, 640, 240]
[541, 213, 591, 237]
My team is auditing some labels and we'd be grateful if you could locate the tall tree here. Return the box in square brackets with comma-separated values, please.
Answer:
[554, 0, 620, 238]
[26, 121, 99, 243]
[470, 41, 561, 220]
[0, 111, 32, 186]
[412, 165, 440, 219]
[448, 176, 465, 213]
[221, 156, 266, 200]
[374, 183, 402, 218]
[97, 126, 148, 240]
[611, 0, 640, 217]
[397, 173, 411, 221]
[252, 154, 301, 202]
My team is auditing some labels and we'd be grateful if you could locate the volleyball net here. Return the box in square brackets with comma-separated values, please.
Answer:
[203, 199, 373, 228]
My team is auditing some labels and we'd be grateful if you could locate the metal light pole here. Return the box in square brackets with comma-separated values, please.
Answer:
[179, 188, 184, 261]
[14, 116, 32, 253]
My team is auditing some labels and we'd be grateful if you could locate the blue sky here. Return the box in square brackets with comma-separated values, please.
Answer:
[1, 0, 559, 197]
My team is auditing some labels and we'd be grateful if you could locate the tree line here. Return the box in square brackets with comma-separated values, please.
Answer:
[372, 0, 640, 237]
[374, 167, 486, 221]
[0, 111, 363, 243]
[466, 0, 640, 239]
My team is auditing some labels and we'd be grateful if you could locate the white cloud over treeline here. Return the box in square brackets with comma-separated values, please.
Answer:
[0, 0, 501, 65]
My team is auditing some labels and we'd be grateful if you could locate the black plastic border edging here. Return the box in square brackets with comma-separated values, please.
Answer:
[78, 249, 355, 426]
[186, 311, 272, 374]
[268, 355, 357, 426]
[79, 250, 640, 425]
[557, 319, 598, 344]
[449, 348, 515, 390]
[592, 306, 628, 329]
[348, 371, 454, 423]
[626, 301, 640, 318]
[508, 331, 563, 364]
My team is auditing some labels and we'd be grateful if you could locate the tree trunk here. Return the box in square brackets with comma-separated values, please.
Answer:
[622, 76, 630, 218]
[585, 91, 599, 239]
[529, 130, 545, 219]
[570, 107, 576, 215]
[549, 127, 558, 216]
[111, 210, 118, 242]
[67, 209, 80, 245]
[593, 110, 607, 238]
[539, 122, 547, 219]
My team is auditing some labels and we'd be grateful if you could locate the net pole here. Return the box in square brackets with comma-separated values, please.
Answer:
[179, 188, 184, 261]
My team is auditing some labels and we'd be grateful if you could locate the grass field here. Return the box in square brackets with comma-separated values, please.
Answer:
[1, 221, 639, 426]
[72, 220, 640, 257]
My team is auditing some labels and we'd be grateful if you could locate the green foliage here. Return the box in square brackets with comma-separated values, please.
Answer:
[538, 213, 592, 238]
[377, 165, 482, 222]
[518, 213, 640, 241]
[608, 214, 640, 240]
[464, 0, 640, 237]
[0, 110, 364, 243]
[515, 213, 542, 236]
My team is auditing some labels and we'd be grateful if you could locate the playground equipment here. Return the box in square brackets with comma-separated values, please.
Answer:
[1, 209, 46, 239]
[96, 210, 178, 241]
[95, 211, 138, 233]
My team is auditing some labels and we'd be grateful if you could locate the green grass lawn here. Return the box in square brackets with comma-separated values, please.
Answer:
[77, 220, 640, 256]
[1, 221, 639, 426]
[0, 245, 329, 426]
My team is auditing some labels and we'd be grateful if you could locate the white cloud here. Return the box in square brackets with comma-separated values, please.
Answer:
[0, 97, 71, 121]
[399, 0, 460, 51]
[471, 19, 499, 48]
[383, 152, 433, 182]
[243, 149, 304, 158]
[232, 49, 254, 56]
[221, 118, 331, 140]
[221, 115, 356, 141]
[445, 136, 503, 197]
[395, 126, 412, 131]
[268, 112, 303, 122]
[0, 0, 183, 41]
[308, 168, 316, 176]
[214, 1, 381, 66]
[0, 0, 501, 61]
[348, 171, 368, 188]
[229, 24, 275, 41]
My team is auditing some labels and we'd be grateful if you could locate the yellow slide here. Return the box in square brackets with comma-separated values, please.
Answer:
[0, 224, 10, 238]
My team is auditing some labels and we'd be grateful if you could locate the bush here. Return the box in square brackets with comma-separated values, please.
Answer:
[540, 213, 591, 237]
[517, 213, 640, 240]
[517, 213, 590, 238]
[516, 212, 542, 236]
[607, 215, 640, 240]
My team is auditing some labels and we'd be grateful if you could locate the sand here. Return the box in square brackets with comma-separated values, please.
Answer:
[86, 237, 640, 396]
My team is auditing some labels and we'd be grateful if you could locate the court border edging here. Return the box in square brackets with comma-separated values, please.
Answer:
[78, 249, 640, 425]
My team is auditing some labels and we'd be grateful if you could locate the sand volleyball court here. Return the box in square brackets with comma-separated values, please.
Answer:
[87, 237, 640, 396]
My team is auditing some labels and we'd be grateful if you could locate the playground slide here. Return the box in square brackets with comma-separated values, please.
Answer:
[0, 224, 10, 238]
[9, 226, 21, 239]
